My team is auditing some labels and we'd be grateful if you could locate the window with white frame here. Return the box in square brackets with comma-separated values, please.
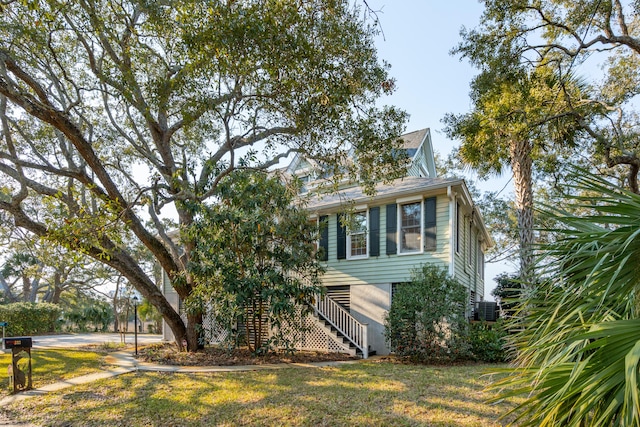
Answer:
[400, 202, 422, 253]
[347, 211, 368, 258]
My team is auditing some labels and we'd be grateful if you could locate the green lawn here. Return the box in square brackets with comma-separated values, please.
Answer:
[0, 348, 110, 398]
[2, 361, 520, 426]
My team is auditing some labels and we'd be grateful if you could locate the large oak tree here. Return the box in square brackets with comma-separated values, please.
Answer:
[0, 0, 407, 350]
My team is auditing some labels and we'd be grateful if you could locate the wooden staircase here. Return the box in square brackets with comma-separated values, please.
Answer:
[313, 294, 370, 358]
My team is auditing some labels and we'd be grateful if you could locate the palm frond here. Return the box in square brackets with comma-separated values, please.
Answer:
[491, 168, 640, 426]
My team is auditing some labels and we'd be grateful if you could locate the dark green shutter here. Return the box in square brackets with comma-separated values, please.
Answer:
[319, 215, 329, 261]
[369, 207, 380, 257]
[386, 203, 397, 255]
[337, 213, 346, 260]
[425, 197, 437, 251]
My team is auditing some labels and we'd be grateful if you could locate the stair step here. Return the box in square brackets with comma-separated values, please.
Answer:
[313, 307, 366, 357]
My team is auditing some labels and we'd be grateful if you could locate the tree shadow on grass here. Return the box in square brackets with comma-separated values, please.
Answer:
[4, 362, 519, 426]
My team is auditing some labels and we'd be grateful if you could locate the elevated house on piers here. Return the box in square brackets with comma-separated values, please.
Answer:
[161, 128, 492, 357]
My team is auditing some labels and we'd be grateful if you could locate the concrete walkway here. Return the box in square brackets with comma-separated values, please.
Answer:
[0, 348, 362, 425]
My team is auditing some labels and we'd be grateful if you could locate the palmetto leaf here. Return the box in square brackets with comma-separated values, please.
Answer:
[492, 168, 640, 426]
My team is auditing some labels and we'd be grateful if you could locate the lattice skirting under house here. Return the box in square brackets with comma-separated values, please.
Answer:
[185, 305, 353, 355]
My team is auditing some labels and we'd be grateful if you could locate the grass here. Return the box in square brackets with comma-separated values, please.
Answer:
[0, 348, 111, 398]
[2, 361, 521, 426]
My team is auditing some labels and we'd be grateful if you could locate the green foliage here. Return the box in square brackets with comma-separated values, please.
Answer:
[454, 0, 640, 192]
[0, 302, 61, 336]
[491, 273, 522, 317]
[137, 298, 162, 334]
[62, 298, 113, 332]
[492, 170, 640, 426]
[0, 0, 408, 352]
[384, 264, 470, 362]
[184, 171, 324, 354]
[444, 65, 588, 178]
[469, 321, 509, 363]
[444, 61, 592, 278]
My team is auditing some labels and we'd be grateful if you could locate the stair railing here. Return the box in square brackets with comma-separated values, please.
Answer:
[315, 294, 368, 359]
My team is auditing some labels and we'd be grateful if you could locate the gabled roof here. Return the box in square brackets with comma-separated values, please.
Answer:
[286, 155, 318, 176]
[286, 127, 438, 181]
[400, 128, 437, 178]
[400, 128, 428, 150]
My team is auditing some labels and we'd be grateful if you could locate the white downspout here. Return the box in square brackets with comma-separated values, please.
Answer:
[448, 186, 456, 277]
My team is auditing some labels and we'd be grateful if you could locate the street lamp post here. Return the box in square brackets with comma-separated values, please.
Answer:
[132, 295, 139, 356]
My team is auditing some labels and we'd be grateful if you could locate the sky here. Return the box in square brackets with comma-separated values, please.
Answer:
[366, 1, 517, 299]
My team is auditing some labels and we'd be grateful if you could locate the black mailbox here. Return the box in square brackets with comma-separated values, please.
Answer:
[3, 337, 33, 393]
[3, 337, 33, 349]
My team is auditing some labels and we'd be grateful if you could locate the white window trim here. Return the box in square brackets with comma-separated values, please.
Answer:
[347, 209, 369, 260]
[396, 195, 422, 204]
[397, 200, 424, 255]
[467, 225, 474, 268]
[455, 202, 461, 254]
[478, 247, 485, 281]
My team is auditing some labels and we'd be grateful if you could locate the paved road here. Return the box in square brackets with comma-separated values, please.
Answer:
[20, 332, 164, 349]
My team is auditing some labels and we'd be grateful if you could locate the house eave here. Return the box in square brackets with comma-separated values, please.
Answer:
[303, 177, 464, 212]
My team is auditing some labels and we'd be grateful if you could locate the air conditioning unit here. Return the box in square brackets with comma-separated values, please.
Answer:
[476, 301, 498, 322]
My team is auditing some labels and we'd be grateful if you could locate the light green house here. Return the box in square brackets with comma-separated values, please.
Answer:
[286, 128, 493, 356]
[162, 128, 492, 357]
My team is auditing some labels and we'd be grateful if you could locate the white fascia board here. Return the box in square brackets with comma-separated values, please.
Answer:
[455, 180, 495, 248]
[422, 130, 437, 178]
[306, 178, 464, 213]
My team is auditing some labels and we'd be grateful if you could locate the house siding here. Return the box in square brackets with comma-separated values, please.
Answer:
[321, 196, 450, 286]
[350, 284, 392, 355]
[315, 193, 484, 356]
[452, 212, 485, 302]
[407, 158, 422, 177]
